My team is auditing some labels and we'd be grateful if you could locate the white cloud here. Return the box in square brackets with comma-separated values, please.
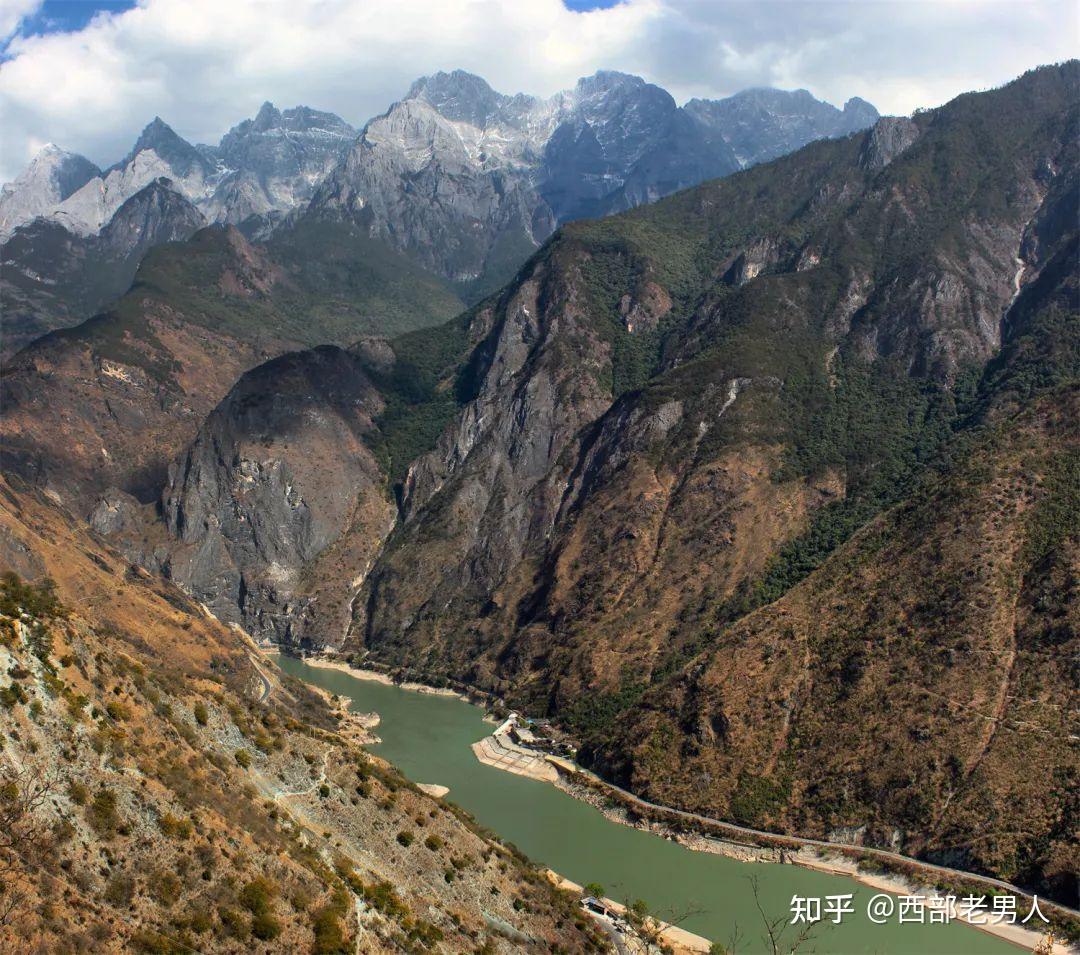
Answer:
[0, 0, 1075, 182]
[0, 0, 41, 40]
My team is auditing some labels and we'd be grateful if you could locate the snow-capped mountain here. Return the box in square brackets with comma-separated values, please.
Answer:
[201, 103, 358, 226]
[307, 71, 561, 288]
[306, 69, 876, 291]
[1, 106, 356, 240]
[48, 118, 218, 236]
[308, 69, 735, 288]
[0, 145, 101, 238]
[537, 70, 741, 219]
[686, 87, 880, 166]
[1, 71, 877, 355]
[1, 72, 876, 256]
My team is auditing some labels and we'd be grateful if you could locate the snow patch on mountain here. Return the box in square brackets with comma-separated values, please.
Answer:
[0, 145, 100, 239]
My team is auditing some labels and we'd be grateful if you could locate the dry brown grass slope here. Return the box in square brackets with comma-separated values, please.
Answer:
[592, 391, 1078, 904]
[0, 476, 603, 953]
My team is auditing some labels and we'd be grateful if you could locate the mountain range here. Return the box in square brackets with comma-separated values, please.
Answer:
[1, 58, 1077, 927]
[0, 104, 358, 240]
[0, 69, 877, 357]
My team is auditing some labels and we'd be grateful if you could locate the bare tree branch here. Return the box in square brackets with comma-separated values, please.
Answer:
[0, 765, 56, 932]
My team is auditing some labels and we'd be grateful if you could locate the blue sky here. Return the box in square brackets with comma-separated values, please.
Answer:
[3, 1, 134, 50]
[1, 0, 1075, 183]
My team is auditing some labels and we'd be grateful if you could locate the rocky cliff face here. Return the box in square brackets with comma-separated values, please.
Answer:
[308, 82, 553, 291]
[321, 64, 1073, 896]
[203, 103, 358, 228]
[351, 62, 1076, 692]
[358, 245, 618, 665]
[160, 346, 394, 646]
[859, 115, 921, 170]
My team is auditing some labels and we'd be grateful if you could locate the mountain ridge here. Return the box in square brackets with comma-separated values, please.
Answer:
[2, 72, 876, 242]
[1, 70, 877, 357]
[0, 177, 207, 358]
[92, 61, 1078, 902]
[3, 62, 1073, 909]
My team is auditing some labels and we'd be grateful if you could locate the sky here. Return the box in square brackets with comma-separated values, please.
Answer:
[0, 0, 1075, 183]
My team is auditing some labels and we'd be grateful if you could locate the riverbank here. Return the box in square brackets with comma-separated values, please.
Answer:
[795, 854, 1072, 954]
[468, 719, 1072, 954]
[276, 651, 1074, 954]
[550, 763, 1071, 955]
[287, 653, 468, 699]
[545, 870, 712, 954]
[471, 716, 560, 782]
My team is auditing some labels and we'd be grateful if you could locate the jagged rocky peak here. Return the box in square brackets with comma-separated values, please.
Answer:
[684, 85, 880, 166]
[131, 116, 180, 150]
[406, 69, 524, 127]
[226, 100, 356, 141]
[282, 104, 356, 134]
[252, 100, 283, 130]
[214, 101, 357, 191]
[569, 70, 678, 127]
[9, 143, 100, 198]
[43, 117, 219, 237]
[842, 96, 879, 128]
[574, 69, 648, 95]
[116, 115, 214, 178]
[0, 144, 100, 237]
[396, 70, 554, 156]
[565, 71, 685, 147]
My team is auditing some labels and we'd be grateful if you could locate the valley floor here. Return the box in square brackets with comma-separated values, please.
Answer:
[292, 649, 1076, 955]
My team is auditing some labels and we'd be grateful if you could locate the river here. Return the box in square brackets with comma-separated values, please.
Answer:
[274, 654, 1021, 954]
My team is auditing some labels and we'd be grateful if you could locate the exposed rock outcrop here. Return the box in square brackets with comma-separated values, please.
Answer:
[860, 115, 921, 170]
[161, 346, 394, 644]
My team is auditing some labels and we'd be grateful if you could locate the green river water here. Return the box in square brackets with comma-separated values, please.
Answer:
[274, 654, 1021, 954]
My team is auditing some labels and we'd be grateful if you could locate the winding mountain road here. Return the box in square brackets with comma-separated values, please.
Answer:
[247, 652, 272, 703]
[552, 758, 1080, 919]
